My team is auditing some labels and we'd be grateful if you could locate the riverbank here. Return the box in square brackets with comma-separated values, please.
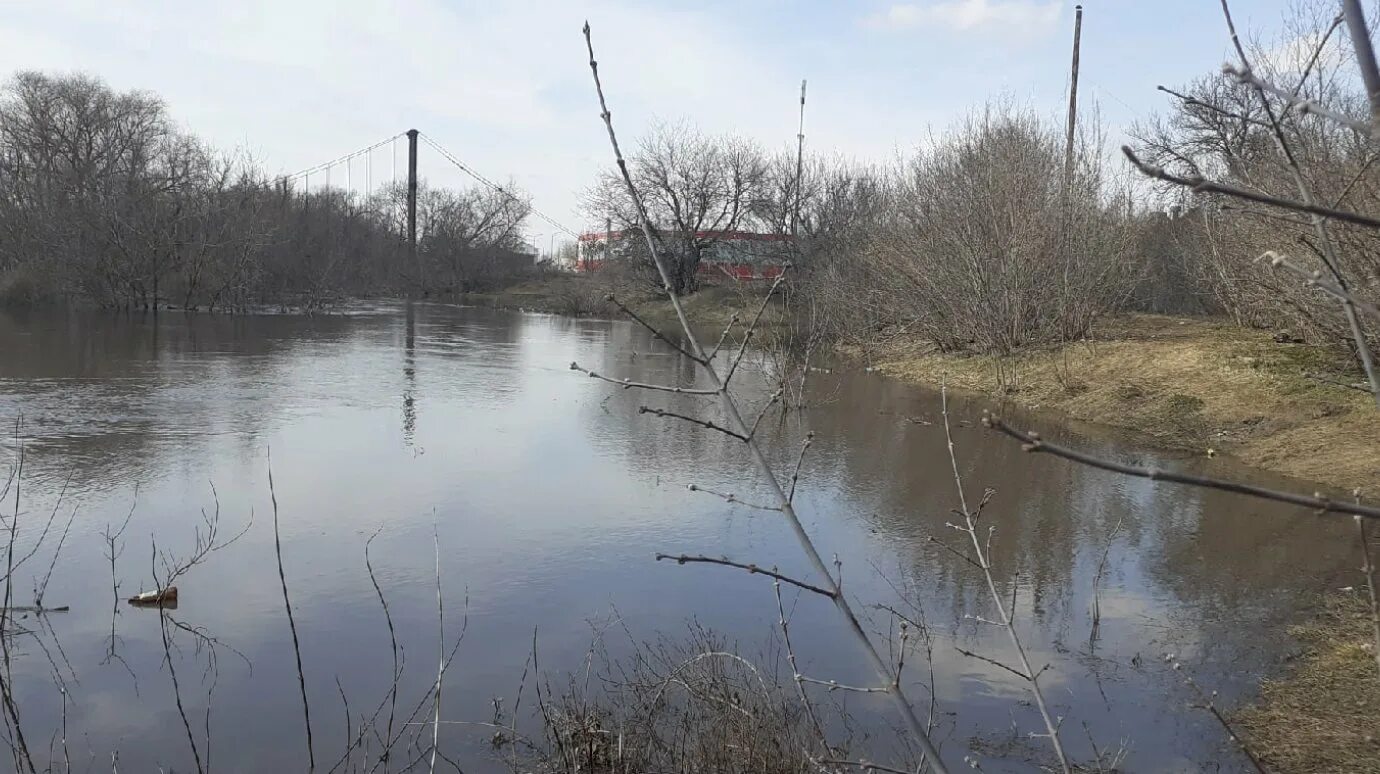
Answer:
[461, 274, 776, 337]
[847, 314, 1380, 494]
[1236, 592, 1380, 772]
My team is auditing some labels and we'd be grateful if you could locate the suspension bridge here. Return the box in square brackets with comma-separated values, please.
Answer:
[274, 129, 580, 260]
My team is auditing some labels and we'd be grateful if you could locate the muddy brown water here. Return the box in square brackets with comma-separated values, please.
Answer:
[0, 302, 1361, 772]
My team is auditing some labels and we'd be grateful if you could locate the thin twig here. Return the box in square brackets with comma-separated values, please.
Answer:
[787, 432, 814, 505]
[724, 271, 789, 387]
[270, 456, 315, 771]
[429, 527, 442, 774]
[943, 387, 1070, 773]
[773, 580, 828, 751]
[1166, 655, 1268, 774]
[748, 389, 784, 440]
[1156, 84, 1269, 127]
[708, 315, 740, 362]
[653, 554, 835, 598]
[638, 406, 748, 441]
[1122, 147, 1380, 230]
[569, 362, 719, 395]
[365, 528, 401, 769]
[983, 414, 1380, 519]
[607, 295, 700, 363]
[796, 675, 887, 693]
[684, 483, 781, 512]
[1260, 251, 1380, 320]
[1222, 64, 1372, 137]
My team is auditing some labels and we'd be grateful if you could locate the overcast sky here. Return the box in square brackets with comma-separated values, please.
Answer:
[0, 0, 1313, 245]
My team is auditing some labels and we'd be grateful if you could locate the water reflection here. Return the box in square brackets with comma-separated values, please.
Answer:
[0, 303, 1359, 772]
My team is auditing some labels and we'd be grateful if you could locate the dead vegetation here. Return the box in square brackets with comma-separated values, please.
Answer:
[1236, 592, 1380, 773]
[854, 313, 1380, 492]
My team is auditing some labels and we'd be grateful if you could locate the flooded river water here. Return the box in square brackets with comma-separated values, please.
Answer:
[0, 301, 1361, 772]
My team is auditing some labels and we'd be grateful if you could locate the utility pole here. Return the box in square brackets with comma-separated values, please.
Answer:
[604, 215, 612, 270]
[407, 128, 420, 292]
[1062, 6, 1083, 186]
[1059, 6, 1083, 340]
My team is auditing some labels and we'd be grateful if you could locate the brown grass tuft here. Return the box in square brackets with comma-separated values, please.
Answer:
[1236, 593, 1380, 773]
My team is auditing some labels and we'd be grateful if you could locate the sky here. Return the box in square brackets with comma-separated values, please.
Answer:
[0, 0, 1316, 248]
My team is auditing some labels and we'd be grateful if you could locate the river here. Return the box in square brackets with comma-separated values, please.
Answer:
[0, 301, 1359, 772]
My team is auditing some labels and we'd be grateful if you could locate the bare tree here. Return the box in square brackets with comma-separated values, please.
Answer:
[586, 121, 769, 294]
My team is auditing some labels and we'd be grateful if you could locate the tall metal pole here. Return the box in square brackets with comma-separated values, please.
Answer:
[407, 128, 420, 291]
[790, 79, 807, 245]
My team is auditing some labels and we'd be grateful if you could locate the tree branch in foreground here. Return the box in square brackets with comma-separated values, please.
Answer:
[983, 414, 1380, 520]
[570, 362, 719, 395]
[638, 406, 748, 441]
[1259, 251, 1380, 320]
[583, 21, 949, 772]
[653, 554, 836, 598]
[1122, 146, 1380, 230]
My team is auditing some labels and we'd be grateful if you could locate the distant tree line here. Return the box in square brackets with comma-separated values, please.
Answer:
[585, 112, 1180, 355]
[0, 72, 535, 310]
[586, 5, 1380, 367]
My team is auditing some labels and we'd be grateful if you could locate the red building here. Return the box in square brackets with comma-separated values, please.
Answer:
[575, 229, 789, 280]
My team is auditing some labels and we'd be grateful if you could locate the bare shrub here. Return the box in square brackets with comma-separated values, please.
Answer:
[863, 106, 1137, 354]
[529, 625, 824, 774]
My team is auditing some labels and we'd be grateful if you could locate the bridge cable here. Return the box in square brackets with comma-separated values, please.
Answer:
[418, 132, 579, 239]
[277, 133, 406, 185]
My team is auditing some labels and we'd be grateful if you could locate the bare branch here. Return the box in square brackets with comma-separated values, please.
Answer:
[638, 406, 748, 441]
[773, 580, 828, 751]
[943, 387, 1070, 773]
[707, 314, 740, 362]
[608, 294, 701, 363]
[984, 413, 1380, 520]
[953, 647, 1030, 682]
[1344, 0, 1380, 129]
[1157, 84, 1269, 127]
[685, 483, 780, 512]
[1260, 251, 1380, 320]
[1222, 64, 1372, 137]
[796, 675, 888, 693]
[787, 432, 814, 505]
[926, 536, 984, 571]
[269, 456, 315, 771]
[725, 271, 789, 387]
[1123, 146, 1380, 230]
[570, 362, 718, 395]
[748, 389, 784, 440]
[653, 553, 836, 598]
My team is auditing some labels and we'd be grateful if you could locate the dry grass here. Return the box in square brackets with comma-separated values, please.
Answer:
[850, 314, 1380, 492]
[1236, 593, 1380, 774]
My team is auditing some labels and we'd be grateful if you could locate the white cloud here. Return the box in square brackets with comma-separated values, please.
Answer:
[864, 0, 1062, 32]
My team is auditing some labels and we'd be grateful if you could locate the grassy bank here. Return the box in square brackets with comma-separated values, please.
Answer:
[461, 274, 778, 338]
[1235, 592, 1380, 773]
[850, 314, 1380, 493]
